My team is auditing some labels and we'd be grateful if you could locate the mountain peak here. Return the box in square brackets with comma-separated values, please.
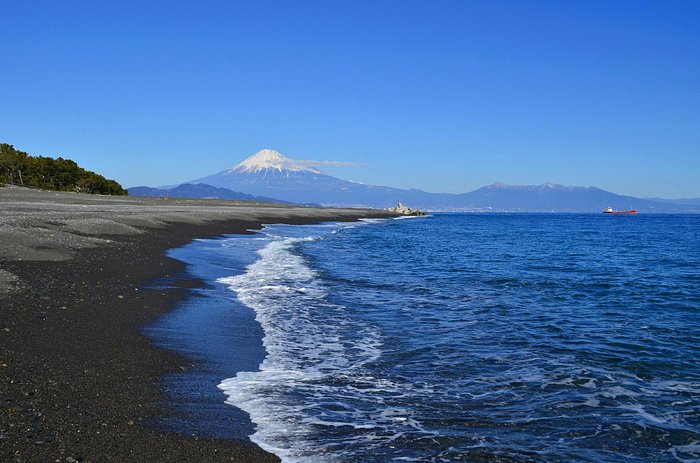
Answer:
[484, 182, 575, 191]
[231, 149, 320, 174]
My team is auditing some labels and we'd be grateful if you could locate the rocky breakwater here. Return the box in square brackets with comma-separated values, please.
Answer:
[385, 202, 427, 216]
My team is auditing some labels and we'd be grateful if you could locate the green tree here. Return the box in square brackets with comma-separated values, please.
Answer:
[0, 143, 127, 195]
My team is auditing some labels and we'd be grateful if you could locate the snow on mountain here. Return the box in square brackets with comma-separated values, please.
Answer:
[190, 149, 386, 206]
[229, 149, 321, 174]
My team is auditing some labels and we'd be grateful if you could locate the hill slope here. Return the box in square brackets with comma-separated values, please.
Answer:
[128, 183, 294, 204]
[0, 143, 126, 195]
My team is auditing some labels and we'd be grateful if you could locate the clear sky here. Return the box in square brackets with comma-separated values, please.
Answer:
[2, 0, 699, 198]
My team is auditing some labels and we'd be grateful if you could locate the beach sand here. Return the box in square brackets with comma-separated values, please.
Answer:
[0, 186, 394, 462]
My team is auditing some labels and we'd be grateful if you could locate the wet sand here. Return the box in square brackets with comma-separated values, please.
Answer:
[0, 186, 395, 462]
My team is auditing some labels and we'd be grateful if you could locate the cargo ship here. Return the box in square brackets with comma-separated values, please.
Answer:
[603, 206, 637, 214]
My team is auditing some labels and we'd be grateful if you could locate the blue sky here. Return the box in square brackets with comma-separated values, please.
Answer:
[2, 0, 699, 198]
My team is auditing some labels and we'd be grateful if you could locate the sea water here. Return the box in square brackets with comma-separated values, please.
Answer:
[161, 214, 700, 462]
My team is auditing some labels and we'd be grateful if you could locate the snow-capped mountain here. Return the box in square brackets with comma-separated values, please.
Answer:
[228, 149, 322, 174]
[190, 149, 415, 207]
[173, 149, 698, 212]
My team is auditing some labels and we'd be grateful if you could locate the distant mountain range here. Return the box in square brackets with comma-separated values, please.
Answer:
[128, 182, 294, 204]
[129, 149, 700, 213]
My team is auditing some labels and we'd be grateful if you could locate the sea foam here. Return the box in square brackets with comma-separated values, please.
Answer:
[217, 227, 421, 462]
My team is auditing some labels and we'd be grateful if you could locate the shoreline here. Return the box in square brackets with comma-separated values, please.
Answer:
[144, 228, 276, 444]
[0, 187, 395, 462]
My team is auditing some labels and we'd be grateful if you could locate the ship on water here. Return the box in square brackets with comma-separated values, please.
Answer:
[603, 206, 637, 214]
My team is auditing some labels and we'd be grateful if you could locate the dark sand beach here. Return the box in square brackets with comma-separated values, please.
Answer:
[0, 186, 394, 462]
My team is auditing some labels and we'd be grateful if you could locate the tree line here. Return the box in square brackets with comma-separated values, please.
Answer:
[0, 143, 127, 195]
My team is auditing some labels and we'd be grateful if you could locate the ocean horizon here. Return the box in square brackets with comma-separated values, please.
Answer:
[148, 213, 700, 462]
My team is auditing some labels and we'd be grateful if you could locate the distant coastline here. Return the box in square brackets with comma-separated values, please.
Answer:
[129, 150, 700, 213]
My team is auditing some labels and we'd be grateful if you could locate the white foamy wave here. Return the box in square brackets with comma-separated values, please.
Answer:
[358, 218, 388, 224]
[392, 214, 431, 220]
[217, 234, 420, 462]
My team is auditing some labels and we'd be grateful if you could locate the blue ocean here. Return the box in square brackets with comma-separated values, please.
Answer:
[148, 214, 700, 462]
